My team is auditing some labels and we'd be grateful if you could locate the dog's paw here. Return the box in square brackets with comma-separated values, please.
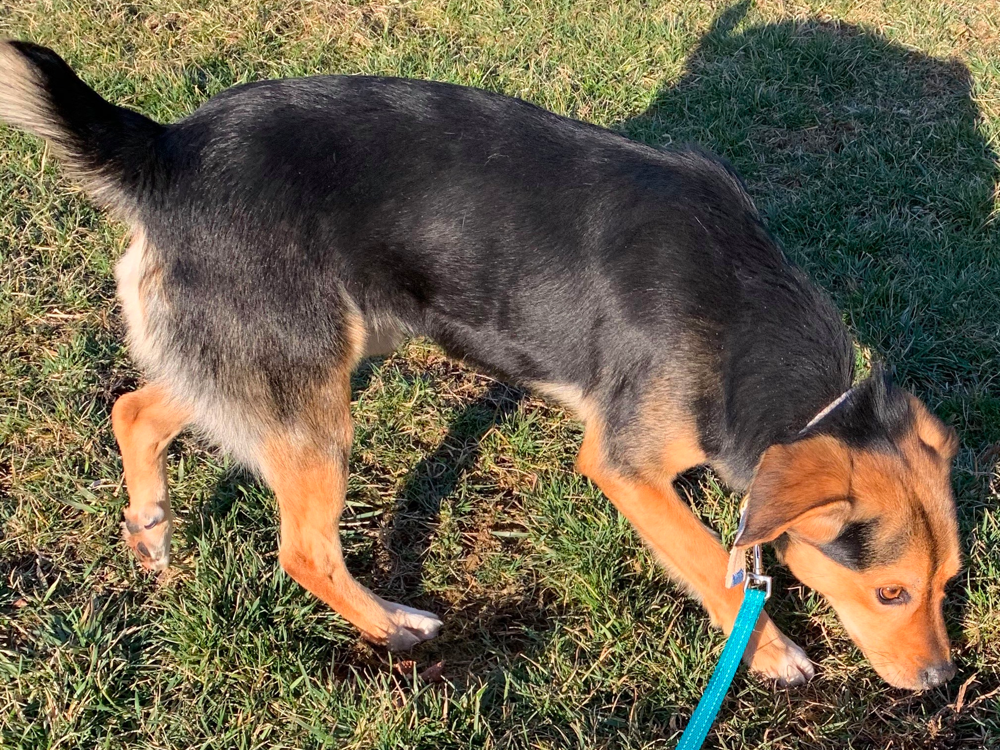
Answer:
[122, 505, 171, 572]
[746, 631, 815, 687]
[382, 603, 443, 651]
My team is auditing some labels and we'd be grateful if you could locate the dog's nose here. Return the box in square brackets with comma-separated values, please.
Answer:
[919, 661, 956, 689]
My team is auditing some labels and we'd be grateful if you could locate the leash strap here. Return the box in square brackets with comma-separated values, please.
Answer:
[675, 586, 768, 750]
[674, 386, 850, 749]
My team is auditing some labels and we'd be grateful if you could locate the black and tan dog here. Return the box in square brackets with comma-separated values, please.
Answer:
[0, 41, 962, 690]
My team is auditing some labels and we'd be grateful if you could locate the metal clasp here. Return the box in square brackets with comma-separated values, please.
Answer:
[743, 544, 772, 599]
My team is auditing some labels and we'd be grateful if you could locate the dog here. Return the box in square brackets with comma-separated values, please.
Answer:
[0, 41, 962, 691]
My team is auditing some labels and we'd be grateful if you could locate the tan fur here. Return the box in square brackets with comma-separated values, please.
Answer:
[737, 434, 854, 547]
[296, 319, 362, 451]
[111, 384, 191, 571]
[738, 401, 961, 690]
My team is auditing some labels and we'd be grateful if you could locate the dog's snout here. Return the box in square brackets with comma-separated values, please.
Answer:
[918, 661, 956, 690]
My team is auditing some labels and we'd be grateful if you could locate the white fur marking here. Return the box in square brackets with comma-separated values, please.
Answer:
[115, 229, 160, 370]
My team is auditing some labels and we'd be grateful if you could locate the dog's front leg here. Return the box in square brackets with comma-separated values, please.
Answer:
[576, 429, 815, 686]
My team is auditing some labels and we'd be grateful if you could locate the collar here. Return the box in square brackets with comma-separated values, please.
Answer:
[799, 386, 854, 435]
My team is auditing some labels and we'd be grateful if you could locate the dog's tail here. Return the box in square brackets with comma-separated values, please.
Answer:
[0, 40, 164, 211]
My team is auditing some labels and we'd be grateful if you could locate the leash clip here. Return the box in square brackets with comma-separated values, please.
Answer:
[743, 544, 771, 599]
[725, 503, 770, 599]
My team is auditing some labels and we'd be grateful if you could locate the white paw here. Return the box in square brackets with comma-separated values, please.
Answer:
[748, 632, 816, 687]
[383, 603, 443, 651]
[774, 640, 816, 687]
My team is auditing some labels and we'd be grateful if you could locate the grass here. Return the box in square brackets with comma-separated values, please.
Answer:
[1, 0, 999, 747]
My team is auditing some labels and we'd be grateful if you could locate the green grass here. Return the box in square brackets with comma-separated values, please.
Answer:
[2, 0, 999, 747]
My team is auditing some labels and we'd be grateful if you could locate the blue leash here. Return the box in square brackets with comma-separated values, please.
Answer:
[675, 545, 771, 750]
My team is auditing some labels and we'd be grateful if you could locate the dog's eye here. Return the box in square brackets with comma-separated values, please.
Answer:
[877, 586, 909, 605]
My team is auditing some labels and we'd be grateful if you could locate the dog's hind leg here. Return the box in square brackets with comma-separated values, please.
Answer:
[112, 383, 191, 571]
[257, 390, 442, 650]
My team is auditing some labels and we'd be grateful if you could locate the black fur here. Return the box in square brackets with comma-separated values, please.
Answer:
[155, 76, 856, 484]
[820, 518, 880, 570]
[802, 366, 914, 454]
[6, 45, 881, 488]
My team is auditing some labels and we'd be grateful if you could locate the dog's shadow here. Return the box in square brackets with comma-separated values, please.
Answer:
[377, 379, 524, 599]
[621, 2, 999, 415]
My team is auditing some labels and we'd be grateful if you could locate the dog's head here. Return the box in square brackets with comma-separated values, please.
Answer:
[735, 370, 960, 690]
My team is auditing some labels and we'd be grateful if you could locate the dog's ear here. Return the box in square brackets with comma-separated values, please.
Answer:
[735, 434, 853, 548]
[908, 394, 959, 461]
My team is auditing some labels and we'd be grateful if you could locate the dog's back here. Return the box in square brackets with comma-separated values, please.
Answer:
[0, 43, 850, 476]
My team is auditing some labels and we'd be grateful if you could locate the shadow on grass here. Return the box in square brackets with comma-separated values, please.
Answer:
[371, 380, 565, 674]
[380, 380, 524, 597]
[184, 372, 549, 681]
[621, 2, 999, 410]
